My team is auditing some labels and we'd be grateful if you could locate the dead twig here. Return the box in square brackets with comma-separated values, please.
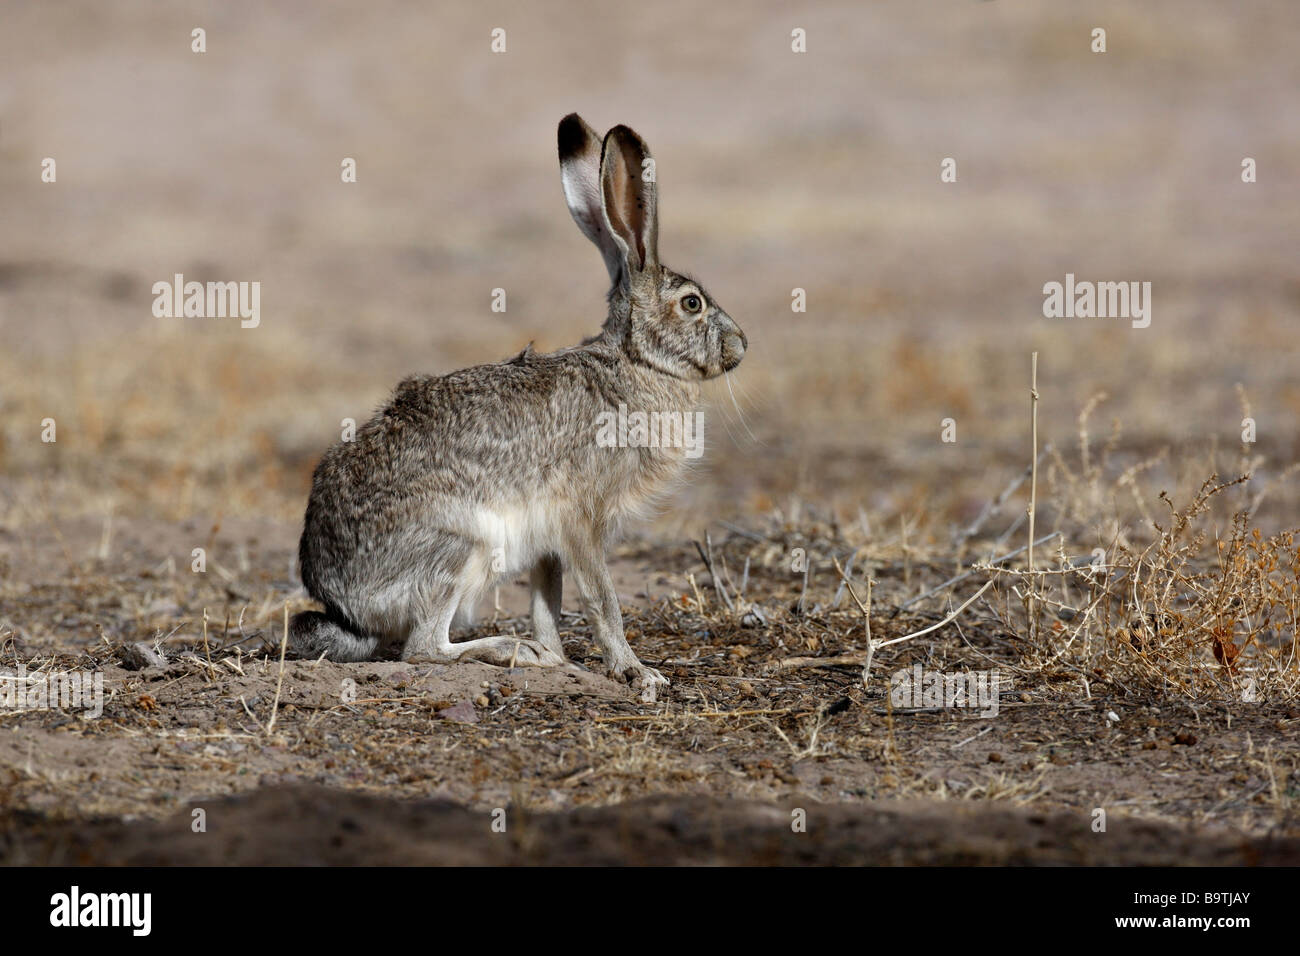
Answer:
[693, 532, 734, 611]
[895, 532, 1059, 615]
[954, 443, 1053, 549]
[265, 603, 290, 734]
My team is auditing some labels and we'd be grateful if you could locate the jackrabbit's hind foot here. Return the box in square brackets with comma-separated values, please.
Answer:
[470, 636, 566, 668]
[289, 611, 379, 663]
[406, 635, 564, 668]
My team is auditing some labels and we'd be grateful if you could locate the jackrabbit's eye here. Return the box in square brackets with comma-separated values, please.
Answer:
[681, 294, 702, 313]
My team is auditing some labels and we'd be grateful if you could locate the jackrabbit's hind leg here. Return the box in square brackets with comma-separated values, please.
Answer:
[290, 610, 379, 662]
[400, 585, 459, 661]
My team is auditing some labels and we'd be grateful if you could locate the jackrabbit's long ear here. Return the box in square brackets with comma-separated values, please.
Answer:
[558, 113, 624, 285]
[599, 125, 658, 276]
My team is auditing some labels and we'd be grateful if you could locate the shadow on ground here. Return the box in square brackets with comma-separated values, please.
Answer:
[5, 785, 1298, 865]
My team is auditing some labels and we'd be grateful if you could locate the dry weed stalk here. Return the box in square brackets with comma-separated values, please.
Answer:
[994, 427, 1300, 701]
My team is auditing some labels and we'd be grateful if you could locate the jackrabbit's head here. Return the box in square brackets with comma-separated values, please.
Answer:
[558, 113, 747, 380]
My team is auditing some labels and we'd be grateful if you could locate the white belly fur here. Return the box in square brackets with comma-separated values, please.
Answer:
[467, 501, 566, 591]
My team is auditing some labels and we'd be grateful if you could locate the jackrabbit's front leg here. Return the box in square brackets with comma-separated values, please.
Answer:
[402, 584, 563, 667]
[530, 554, 565, 659]
[568, 550, 667, 703]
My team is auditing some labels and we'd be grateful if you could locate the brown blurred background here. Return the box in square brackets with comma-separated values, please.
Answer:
[2, 0, 1298, 550]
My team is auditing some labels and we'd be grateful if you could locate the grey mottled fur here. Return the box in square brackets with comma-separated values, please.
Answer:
[291, 114, 747, 702]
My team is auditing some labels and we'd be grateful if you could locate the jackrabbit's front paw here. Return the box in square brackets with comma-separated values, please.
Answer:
[610, 663, 669, 703]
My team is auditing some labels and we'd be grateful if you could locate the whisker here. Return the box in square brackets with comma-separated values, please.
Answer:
[724, 370, 761, 444]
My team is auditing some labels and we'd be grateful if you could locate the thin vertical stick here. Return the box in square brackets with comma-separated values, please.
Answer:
[267, 603, 290, 735]
[900, 516, 911, 591]
[861, 577, 875, 690]
[201, 607, 212, 683]
[1027, 352, 1040, 640]
[831, 555, 874, 690]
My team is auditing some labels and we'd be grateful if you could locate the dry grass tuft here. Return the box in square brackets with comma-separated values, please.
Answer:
[987, 396, 1300, 702]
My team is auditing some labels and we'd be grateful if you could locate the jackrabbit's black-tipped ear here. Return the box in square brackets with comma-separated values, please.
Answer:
[558, 113, 624, 286]
[599, 125, 658, 276]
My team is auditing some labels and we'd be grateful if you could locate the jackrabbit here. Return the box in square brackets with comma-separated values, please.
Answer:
[290, 114, 746, 702]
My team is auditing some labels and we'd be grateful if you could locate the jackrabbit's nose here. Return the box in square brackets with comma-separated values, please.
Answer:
[720, 320, 747, 371]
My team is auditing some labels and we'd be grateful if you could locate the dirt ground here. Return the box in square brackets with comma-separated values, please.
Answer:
[3, 517, 1299, 865]
[2, 1, 1299, 864]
